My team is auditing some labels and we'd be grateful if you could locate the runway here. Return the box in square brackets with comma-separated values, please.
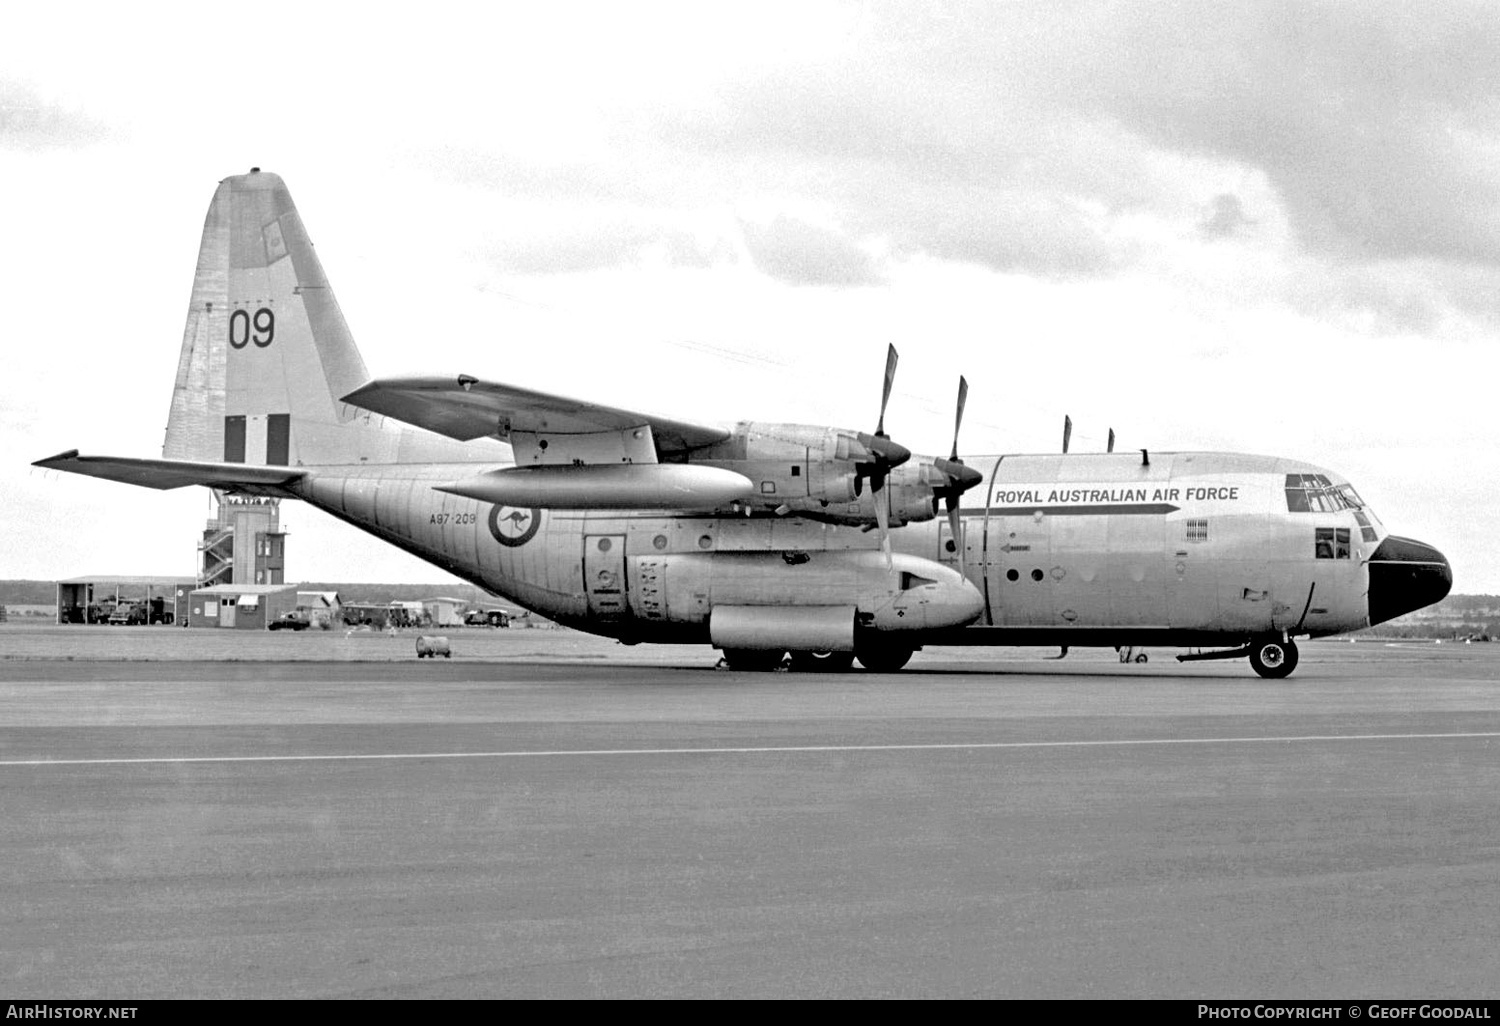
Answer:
[3, 630, 1499, 998]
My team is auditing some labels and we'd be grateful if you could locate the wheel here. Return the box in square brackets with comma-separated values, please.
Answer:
[720, 648, 785, 671]
[1134, 653, 1148, 663]
[854, 637, 914, 673]
[1249, 638, 1299, 679]
[787, 650, 856, 673]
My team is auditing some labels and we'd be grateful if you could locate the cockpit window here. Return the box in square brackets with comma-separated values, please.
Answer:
[1286, 474, 1372, 516]
[900, 572, 936, 590]
[1315, 527, 1352, 560]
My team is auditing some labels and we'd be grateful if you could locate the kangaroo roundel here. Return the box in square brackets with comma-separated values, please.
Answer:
[488, 505, 542, 547]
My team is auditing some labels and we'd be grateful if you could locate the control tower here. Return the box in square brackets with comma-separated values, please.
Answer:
[199, 493, 286, 587]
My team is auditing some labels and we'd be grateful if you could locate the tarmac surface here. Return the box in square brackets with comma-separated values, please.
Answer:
[2, 624, 1499, 998]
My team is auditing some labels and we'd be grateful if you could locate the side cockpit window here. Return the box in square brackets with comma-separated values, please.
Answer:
[900, 572, 936, 590]
[1315, 527, 1351, 560]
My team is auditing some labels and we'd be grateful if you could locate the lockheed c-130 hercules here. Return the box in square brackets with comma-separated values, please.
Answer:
[35, 170, 1453, 677]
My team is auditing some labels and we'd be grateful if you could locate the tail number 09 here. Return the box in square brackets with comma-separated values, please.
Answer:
[229, 308, 275, 349]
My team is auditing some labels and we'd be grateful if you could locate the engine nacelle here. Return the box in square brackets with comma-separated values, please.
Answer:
[690, 422, 949, 527]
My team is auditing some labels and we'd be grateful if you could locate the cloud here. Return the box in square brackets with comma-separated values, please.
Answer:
[1200, 194, 1252, 240]
[413, 0, 1500, 317]
[739, 214, 883, 286]
[0, 78, 103, 149]
[1048, 0, 1500, 267]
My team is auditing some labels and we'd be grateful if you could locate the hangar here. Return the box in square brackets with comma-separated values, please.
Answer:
[55, 576, 196, 625]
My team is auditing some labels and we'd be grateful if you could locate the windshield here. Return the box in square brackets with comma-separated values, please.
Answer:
[1285, 473, 1381, 539]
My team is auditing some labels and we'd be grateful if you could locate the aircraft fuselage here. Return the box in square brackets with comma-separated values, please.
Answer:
[289, 448, 1449, 653]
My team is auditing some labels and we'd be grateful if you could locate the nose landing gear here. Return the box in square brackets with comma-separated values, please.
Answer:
[1249, 637, 1299, 679]
[1175, 635, 1302, 678]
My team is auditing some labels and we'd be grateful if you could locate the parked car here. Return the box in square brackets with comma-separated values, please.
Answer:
[463, 609, 509, 627]
[107, 605, 147, 626]
[268, 611, 311, 631]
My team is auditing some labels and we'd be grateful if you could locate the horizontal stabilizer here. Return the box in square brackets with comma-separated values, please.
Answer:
[342, 376, 729, 461]
[32, 450, 306, 493]
[433, 463, 754, 509]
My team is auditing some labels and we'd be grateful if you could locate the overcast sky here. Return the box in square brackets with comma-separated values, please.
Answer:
[4, 1, 1497, 591]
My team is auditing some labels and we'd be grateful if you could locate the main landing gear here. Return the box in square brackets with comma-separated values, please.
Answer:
[852, 636, 914, 673]
[787, 650, 856, 673]
[719, 648, 786, 672]
[717, 639, 914, 673]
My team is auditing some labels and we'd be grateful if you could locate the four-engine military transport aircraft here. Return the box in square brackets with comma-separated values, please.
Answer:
[34, 170, 1453, 677]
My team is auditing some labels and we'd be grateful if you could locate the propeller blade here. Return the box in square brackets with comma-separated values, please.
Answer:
[874, 478, 891, 567]
[1107, 428, 1115, 453]
[946, 494, 964, 579]
[950, 376, 968, 462]
[875, 344, 898, 438]
[1062, 414, 1072, 454]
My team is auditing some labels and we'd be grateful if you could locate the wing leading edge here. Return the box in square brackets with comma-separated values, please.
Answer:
[341, 376, 730, 464]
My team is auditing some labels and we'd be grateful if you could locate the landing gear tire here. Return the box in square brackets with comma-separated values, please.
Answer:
[1249, 638, 1299, 679]
[720, 648, 785, 672]
[1134, 653, 1148, 664]
[787, 650, 856, 673]
[854, 638, 914, 673]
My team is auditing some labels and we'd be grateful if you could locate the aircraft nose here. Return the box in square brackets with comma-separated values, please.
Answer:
[1367, 535, 1452, 626]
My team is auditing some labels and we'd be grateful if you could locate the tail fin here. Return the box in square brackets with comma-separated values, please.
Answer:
[164, 169, 492, 467]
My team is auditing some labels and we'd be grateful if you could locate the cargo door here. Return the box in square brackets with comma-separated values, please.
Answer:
[584, 534, 629, 621]
[987, 513, 1053, 626]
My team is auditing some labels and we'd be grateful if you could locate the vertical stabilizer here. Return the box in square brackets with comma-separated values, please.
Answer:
[164, 169, 487, 467]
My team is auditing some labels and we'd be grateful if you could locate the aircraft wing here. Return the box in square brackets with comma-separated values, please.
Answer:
[33, 450, 307, 494]
[341, 376, 729, 464]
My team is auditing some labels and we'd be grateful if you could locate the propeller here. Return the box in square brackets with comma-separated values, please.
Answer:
[849, 345, 912, 563]
[1107, 427, 1115, 453]
[931, 376, 983, 578]
[1062, 414, 1072, 454]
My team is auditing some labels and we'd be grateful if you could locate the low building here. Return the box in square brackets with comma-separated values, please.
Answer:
[187, 584, 298, 629]
[422, 596, 470, 627]
[296, 590, 342, 627]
